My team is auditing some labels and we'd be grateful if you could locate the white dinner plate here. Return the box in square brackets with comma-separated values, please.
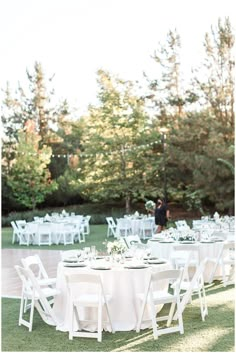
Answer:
[159, 240, 174, 243]
[63, 257, 79, 263]
[91, 266, 111, 270]
[147, 259, 166, 264]
[124, 264, 149, 269]
[63, 262, 87, 267]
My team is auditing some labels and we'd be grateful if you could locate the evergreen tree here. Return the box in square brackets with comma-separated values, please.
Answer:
[7, 121, 57, 210]
[79, 69, 162, 213]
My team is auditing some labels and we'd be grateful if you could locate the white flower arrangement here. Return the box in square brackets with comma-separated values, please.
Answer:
[145, 200, 155, 211]
[106, 240, 126, 255]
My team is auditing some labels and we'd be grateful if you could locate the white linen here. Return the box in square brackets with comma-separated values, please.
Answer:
[53, 260, 171, 332]
[147, 240, 231, 282]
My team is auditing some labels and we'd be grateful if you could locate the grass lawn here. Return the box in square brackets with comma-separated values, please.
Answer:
[1, 282, 234, 352]
[1, 225, 235, 352]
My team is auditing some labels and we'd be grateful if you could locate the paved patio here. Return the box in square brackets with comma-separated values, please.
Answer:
[1, 249, 61, 297]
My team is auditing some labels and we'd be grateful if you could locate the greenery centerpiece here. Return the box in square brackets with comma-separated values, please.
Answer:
[106, 240, 126, 255]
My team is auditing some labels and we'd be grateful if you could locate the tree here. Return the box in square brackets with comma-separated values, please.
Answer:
[194, 17, 235, 129]
[7, 121, 57, 210]
[79, 69, 162, 213]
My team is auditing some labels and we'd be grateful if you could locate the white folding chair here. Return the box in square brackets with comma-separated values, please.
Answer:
[106, 217, 117, 237]
[136, 269, 184, 339]
[173, 258, 208, 322]
[175, 220, 190, 230]
[21, 254, 57, 313]
[73, 221, 86, 243]
[124, 235, 141, 248]
[116, 218, 132, 238]
[15, 220, 27, 231]
[37, 223, 52, 246]
[65, 273, 114, 342]
[209, 241, 235, 286]
[11, 221, 31, 245]
[15, 265, 60, 331]
[171, 244, 200, 280]
[139, 218, 156, 240]
[83, 215, 91, 235]
[21, 254, 56, 287]
[60, 223, 76, 245]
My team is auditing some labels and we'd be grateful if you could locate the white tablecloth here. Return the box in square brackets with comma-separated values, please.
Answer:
[147, 240, 230, 282]
[53, 260, 171, 332]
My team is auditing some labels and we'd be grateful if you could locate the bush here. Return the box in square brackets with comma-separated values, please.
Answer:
[1, 202, 132, 227]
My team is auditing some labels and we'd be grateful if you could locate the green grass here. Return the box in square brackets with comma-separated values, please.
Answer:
[1, 282, 234, 352]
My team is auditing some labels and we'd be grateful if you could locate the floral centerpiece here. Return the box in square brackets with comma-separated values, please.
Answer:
[106, 240, 126, 255]
[145, 200, 155, 212]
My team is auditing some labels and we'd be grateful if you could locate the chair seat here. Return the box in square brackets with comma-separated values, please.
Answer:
[38, 278, 57, 286]
[137, 290, 177, 304]
[73, 293, 112, 306]
[25, 287, 60, 299]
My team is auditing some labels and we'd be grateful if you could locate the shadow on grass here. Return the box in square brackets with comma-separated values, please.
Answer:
[2, 281, 234, 352]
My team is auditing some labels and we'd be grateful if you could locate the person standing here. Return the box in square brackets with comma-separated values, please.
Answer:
[155, 198, 170, 233]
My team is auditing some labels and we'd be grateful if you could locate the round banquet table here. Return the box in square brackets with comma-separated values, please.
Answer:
[53, 259, 172, 333]
[147, 239, 231, 282]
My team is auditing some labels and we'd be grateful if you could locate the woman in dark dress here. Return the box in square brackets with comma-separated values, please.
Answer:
[155, 198, 170, 233]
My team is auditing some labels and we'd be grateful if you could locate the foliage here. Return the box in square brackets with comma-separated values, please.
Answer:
[1, 19, 235, 215]
[7, 127, 57, 210]
[79, 69, 162, 213]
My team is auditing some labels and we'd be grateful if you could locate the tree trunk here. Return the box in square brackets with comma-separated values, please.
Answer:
[125, 194, 131, 214]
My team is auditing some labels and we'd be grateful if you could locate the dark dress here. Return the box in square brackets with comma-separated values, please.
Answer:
[155, 204, 168, 226]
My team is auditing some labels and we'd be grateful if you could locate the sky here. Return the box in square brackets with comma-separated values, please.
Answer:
[0, 0, 235, 114]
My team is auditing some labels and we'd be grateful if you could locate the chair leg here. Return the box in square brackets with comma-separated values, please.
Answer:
[197, 287, 205, 321]
[29, 298, 35, 332]
[167, 302, 176, 327]
[19, 294, 25, 326]
[176, 297, 184, 334]
[150, 299, 158, 339]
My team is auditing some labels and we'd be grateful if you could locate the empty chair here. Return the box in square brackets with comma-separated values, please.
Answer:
[106, 217, 117, 237]
[209, 241, 235, 286]
[11, 221, 31, 245]
[15, 220, 27, 231]
[116, 218, 132, 238]
[21, 254, 57, 313]
[171, 244, 200, 279]
[139, 218, 156, 240]
[173, 258, 208, 322]
[65, 273, 114, 342]
[60, 223, 76, 245]
[37, 223, 52, 246]
[15, 265, 60, 331]
[136, 269, 184, 339]
[125, 235, 141, 248]
[83, 215, 91, 235]
[175, 220, 190, 230]
[73, 221, 86, 243]
[21, 254, 56, 287]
